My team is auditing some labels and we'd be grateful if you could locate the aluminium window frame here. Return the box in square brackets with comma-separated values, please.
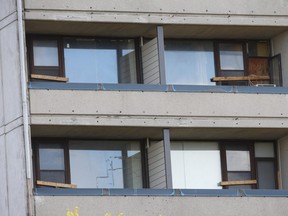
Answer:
[220, 141, 278, 189]
[27, 35, 65, 79]
[220, 141, 256, 189]
[33, 138, 71, 185]
[214, 40, 248, 86]
[27, 35, 143, 84]
[33, 138, 149, 189]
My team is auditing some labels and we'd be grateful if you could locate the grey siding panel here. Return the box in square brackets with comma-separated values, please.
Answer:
[149, 158, 165, 170]
[150, 174, 167, 188]
[148, 153, 165, 165]
[142, 38, 160, 85]
[142, 38, 157, 52]
[149, 170, 166, 182]
[148, 141, 166, 189]
[152, 181, 167, 189]
[142, 52, 158, 64]
[143, 67, 159, 82]
[148, 145, 164, 159]
[146, 76, 160, 85]
[142, 54, 158, 68]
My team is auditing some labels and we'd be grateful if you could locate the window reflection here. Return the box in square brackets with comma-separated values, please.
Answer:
[38, 143, 65, 183]
[164, 40, 215, 85]
[64, 38, 137, 84]
[219, 43, 244, 70]
[33, 40, 59, 67]
[69, 140, 142, 188]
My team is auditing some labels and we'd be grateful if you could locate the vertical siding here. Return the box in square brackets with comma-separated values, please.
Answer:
[142, 38, 160, 84]
[148, 141, 167, 188]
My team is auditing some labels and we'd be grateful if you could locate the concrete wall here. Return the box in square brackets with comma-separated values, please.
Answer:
[0, 0, 29, 215]
[272, 30, 288, 86]
[35, 196, 288, 216]
[30, 89, 288, 129]
[24, 0, 288, 26]
[279, 135, 288, 189]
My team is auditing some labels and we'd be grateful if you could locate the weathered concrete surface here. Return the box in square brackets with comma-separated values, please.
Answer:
[5, 127, 27, 216]
[0, 22, 23, 125]
[0, 2, 29, 215]
[0, 0, 16, 21]
[30, 89, 288, 129]
[35, 196, 288, 216]
[279, 135, 288, 189]
[24, 0, 288, 26]
[0, 135, 8, 216]
[272, 30, 288, 86]
[24, 0, 288, 16]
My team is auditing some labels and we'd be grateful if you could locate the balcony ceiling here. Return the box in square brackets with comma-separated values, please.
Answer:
[31, 125, 288, 140]
[25, 21, 288, 39]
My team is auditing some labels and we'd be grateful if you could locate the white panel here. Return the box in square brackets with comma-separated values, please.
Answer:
[0, 22, 22, 124]
[6, 127, 28, 216]
[255, 142, 275, 158]
[171, 141, 222, 189]
[0, 135, 8, 216]
[171, 142, 185, 188]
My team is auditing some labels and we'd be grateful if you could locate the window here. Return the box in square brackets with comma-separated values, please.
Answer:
[220, 141, 277, 189]
[28, 37, 65, 79]
[164, 40, 215, 85]
[64, 38, 138, 84]
[214, 41, 246, 85]
[254, 142, 277, 189]
[170, 140, 277, 190]
[28, 36, 139, 84]
[34, 139, 146, 189]
[220, 142, 256, 189]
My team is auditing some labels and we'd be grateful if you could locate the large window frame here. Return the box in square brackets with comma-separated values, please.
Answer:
[170, 140, 278, 190]
[27, 35, 142, 84]
[214, 40, 248, 85]
[27, 35, 66, 81]
[33, 138, 149, 189]
[220, 141, 278, 189]
[164, 39, 216, 86]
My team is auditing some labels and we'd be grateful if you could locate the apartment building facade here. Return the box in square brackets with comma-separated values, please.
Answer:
[1, 0, 288, 215]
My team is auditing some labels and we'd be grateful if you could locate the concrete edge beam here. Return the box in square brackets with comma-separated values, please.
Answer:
[24, 10, 288, 26]
[30, 115, 288, 128]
